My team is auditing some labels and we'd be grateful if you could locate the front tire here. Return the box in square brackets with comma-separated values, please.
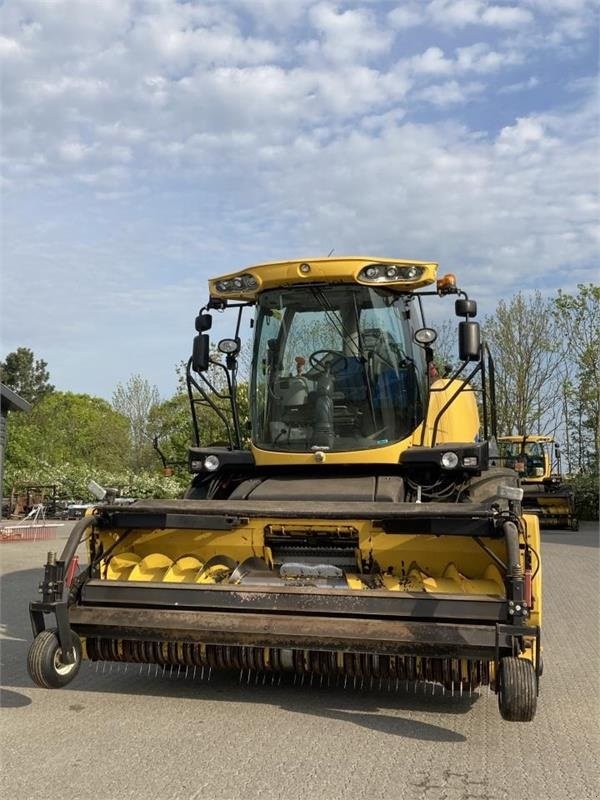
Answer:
[466, 467, 519, 504]
[498, 657, 537, 721]
[27, 629, 82, 689]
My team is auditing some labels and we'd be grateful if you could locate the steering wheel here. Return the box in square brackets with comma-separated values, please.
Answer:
[309, 349, 348, 375]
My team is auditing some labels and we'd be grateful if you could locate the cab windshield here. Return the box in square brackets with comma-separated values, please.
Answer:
[498, 441, 547, 477]
[250, 284, 425, 452]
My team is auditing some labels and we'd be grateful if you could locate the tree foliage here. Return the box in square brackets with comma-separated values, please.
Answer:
[483, 292, 565, 436]
[554, 284, 600, 474]
[5, 392, 131, 481]
[147, 392, 194, 476]
[0, 347, 54, 403]
[432, 319, 458, 376]
[6, 461, 186, 502]
[112, 373, 161, 470]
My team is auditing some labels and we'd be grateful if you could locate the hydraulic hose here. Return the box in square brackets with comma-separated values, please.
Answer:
[58, 514, 99, 600]
[60, 514, 97, 566]
[502, 520, 523, 578]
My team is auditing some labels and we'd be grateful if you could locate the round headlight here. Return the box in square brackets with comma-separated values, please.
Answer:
[299, 263, 311, 274]
[441, 451, 459, 469]
[414, 327, 438, 345]
[216, 281, 228, 292]
[404, 266, 418, 279]
[364, 266, 379, 279]
[204, 455, 220, 472]
[242, 274, 258, 289]
[217, 338, 239, 354]
[232, 277, 243, 289]
[385, 266, 398, 279]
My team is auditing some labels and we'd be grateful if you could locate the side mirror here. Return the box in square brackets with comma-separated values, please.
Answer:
[195, 313, 212, 332]
[458, 321, 481, 361]
[192, 334, 210, 372]
[455, 298, 477, 318]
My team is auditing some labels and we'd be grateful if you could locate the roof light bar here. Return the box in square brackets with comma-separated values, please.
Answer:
[358, 263, 424, 284]
[214, 273, 260, 294]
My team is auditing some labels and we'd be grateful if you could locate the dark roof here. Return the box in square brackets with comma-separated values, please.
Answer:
[1, 383, 32, 413]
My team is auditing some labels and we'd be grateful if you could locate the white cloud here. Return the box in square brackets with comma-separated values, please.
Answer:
[0, 0, 597, 398]
[417, 79, 484, 106]
[58, 140, 95, 163]
[256, 98, 598, 304]
[308, 2, 394, 63]
[409, 47, 454, 76]
[499, 76, 539, 94]
[427, 0, 533, 29]
[455, 43, 522, 73]
[0, 35, 25, 58]
[495, 117, 552, 154]
[480, 5, 533, 27]
[388, 6, 425, 30]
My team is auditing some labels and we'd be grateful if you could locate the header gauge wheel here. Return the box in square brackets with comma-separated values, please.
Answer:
[498, 657, 537, 722]
[27, 629, 82, 689]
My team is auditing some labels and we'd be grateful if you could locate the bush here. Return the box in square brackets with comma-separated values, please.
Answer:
[6, 462, 188, 502]
[566, 472, 599, 520]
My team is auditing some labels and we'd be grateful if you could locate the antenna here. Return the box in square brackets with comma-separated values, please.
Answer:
[327, 248, 335, 256]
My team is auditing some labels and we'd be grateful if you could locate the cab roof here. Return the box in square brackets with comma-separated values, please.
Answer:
[208, 256, 438, 302]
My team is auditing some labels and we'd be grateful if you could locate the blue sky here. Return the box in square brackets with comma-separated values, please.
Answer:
[1, 0, 598, 400]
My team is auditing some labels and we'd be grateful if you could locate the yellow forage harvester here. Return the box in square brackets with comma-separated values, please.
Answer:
[497, 434, 578, 531]
[28, 257, 542, 721]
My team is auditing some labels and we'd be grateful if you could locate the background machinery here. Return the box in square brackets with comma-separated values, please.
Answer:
[498, 435, 577, 531]
[28, 257, 542, 721]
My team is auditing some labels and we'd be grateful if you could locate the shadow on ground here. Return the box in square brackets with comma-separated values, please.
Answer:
[1, 565, 476, 743]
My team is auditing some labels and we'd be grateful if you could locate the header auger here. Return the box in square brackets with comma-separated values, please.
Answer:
[28, 256, 542, 721]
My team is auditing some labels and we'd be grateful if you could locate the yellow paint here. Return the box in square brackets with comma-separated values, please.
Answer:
[127, 553, 173, 582]
[162, 556, 204, 583]
[105, 552, 141, 581]
[419, 378, 480, 445]
[95, 515, 532, 617]
[208, 256, 438, 301]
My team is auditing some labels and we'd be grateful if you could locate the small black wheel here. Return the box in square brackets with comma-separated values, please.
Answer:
[27, 629, 82, 689]
[498, 657, 537, 721]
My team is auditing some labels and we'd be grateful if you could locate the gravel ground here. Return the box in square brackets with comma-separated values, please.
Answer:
[1, 520, 598, 800]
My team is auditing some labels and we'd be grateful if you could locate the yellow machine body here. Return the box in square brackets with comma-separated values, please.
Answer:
[93, 513, 541, 622]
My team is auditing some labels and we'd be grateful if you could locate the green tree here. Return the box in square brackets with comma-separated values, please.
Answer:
[4, 392, 131, 483]
[554, 284, 600, 474]
[483, 292, 565, 436]
[148, 392, 194, 476]
[112, 374, 160, 470]
[0, 347, 54, 403]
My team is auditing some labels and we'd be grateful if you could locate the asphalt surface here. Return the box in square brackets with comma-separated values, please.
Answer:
[1, 520, 598, 800]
